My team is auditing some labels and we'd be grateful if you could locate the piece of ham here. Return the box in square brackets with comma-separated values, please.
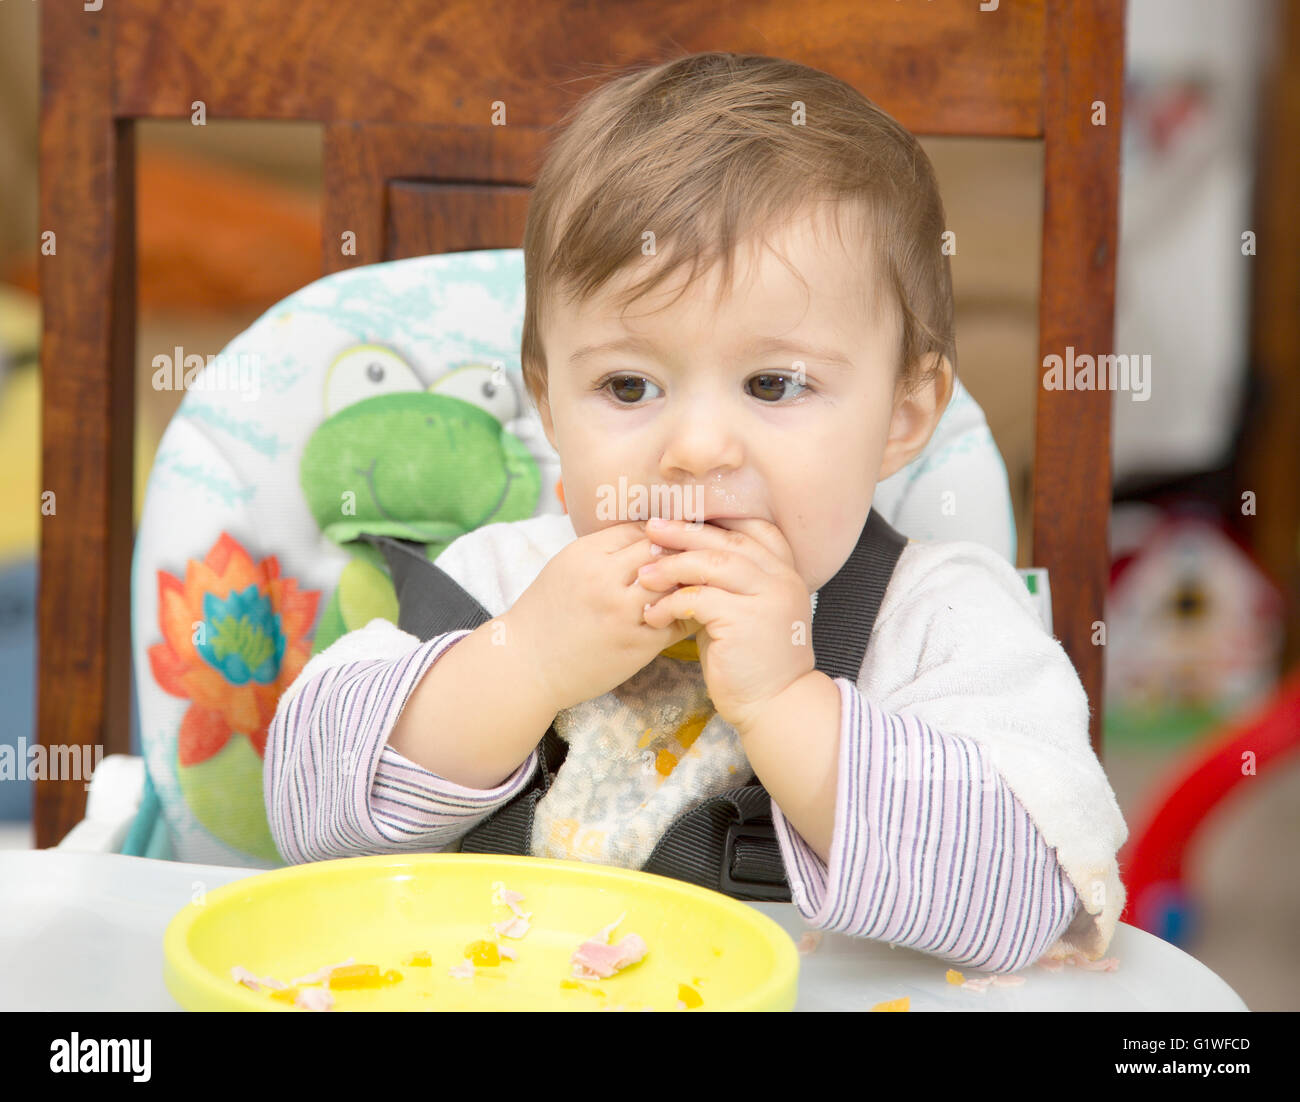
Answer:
[490, 881, 532, 935]
[494, 913, 532, 938]
[231, 965, 287, 991]
[491, 881, 527, 909]
[570, 912, 647, 979]
[796, 931, 822, 955]
[294, 987, 334, 1011]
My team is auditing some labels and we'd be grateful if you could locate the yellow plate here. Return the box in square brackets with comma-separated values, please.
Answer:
[163, 853, 799, 1011]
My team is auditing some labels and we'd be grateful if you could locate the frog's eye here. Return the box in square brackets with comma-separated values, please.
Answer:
[429, 364, 520, 425]
[324, 345, 422, 417]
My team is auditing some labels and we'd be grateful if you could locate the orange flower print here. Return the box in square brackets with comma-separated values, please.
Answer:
[148, 532, 320, 766]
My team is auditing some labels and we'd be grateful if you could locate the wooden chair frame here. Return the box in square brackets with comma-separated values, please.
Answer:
[36, 0, 1125, 846]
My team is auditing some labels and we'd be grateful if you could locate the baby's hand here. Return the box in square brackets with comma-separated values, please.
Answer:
[637, 517, 815, 735]
[503, 520, 694, 713]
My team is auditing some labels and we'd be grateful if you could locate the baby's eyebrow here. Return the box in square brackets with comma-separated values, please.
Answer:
[569, 334, 854, 370]
[742, 336, 854, 370]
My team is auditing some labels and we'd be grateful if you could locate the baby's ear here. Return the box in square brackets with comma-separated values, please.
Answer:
[878, 354, 954, 479]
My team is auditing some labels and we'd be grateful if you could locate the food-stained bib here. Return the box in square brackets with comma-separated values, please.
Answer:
[530, 644, 751, 869]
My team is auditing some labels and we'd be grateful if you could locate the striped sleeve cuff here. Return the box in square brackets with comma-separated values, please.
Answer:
[770, 677, 1080, 973]
[371, 743, 539, 841]
[266, 628, 539, 863]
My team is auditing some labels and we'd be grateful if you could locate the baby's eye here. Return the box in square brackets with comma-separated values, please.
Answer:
[747, 373, 810, 402]
[599, 373, 811, 405]
[601, 375, 663, 404]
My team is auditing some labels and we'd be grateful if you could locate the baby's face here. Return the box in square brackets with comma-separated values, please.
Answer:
[536, 201, 947, 595]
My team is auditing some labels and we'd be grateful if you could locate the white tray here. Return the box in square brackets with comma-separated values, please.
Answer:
[0, 850, 1249, 1011]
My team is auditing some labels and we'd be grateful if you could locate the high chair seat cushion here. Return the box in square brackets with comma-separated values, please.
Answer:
[130, 249, 1016, 867]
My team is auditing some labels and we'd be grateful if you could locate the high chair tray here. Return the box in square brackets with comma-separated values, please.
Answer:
[0, 850, 1250, 1011]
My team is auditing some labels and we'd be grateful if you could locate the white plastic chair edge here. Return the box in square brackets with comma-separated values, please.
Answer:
[56, 754, 145, 853]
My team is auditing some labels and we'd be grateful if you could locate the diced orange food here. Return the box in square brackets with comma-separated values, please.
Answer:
[269, 987, 299, 1003]
[465, 940, 501, 967]
[655, 749, 678, 776]
[677, 983, 703, 1008]
[870, 996, 910, 1012]
[328, 963, 402, 989]
[674, 714, 709, 752]
[945, 969, 965, 986]
[404, 951, 433, 967]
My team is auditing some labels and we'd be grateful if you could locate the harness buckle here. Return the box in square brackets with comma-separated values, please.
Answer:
[720, 818, 789, 901]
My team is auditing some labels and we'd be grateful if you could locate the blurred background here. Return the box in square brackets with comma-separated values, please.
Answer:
[1, 1, 1296, 1008]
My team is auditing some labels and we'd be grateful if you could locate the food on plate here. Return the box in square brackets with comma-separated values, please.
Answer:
[676, 983, 703, 1009]
[494, 913, 532, 938]
[490, 880, 533, 938]
[945, 969, 965, 985]
[295, 987, 335, 1011]
[449, 938, 517, 980]
[290, 957, 354, 985]
[231, 965, 287, 992]
[560, 979, 607, 997]
[870, 996, 909, 1012]
[465, 940, 502, 967]
[228, 880, 677, 1007]
[570, 912, 648, 979]
[491, 880, 526, 908]
[327, 963, 403, 989]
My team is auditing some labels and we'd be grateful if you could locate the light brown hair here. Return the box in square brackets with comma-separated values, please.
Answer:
[520, 51, 955, 414]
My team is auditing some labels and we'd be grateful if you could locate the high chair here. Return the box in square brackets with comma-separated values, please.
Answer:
[36, 0, 1125, 859]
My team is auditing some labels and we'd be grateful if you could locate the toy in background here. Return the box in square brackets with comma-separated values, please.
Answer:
[1105, 502, 1284, 747]
[1106, 501, 1293, 948]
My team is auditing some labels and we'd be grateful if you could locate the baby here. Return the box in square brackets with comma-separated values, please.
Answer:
[266, 52, 1128, 972]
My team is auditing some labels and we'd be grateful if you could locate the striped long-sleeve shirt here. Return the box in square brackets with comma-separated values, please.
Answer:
[267, 514, 1128, 972]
